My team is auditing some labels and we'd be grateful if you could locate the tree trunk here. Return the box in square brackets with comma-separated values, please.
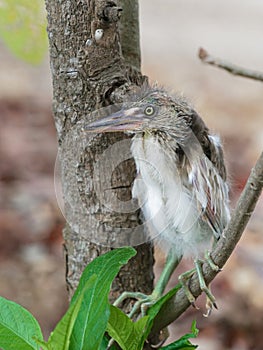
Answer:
[45, 0, 154, 304]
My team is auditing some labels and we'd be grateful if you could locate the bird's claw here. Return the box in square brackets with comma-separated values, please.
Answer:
[179, 255, 220, 316]
[106, 292, 160, 349]
[129, 295, 157, 318]
[205, 251, 222, 272]
[114, 291, 159, 318]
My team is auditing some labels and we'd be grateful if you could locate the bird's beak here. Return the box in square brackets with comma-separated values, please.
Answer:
[84, 107, 144, 133]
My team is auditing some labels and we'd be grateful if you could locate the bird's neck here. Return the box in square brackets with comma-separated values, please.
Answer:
[131, 133, 181, 181]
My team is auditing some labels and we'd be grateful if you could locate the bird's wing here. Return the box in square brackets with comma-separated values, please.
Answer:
[182, 110, 230, 238]
[186, 136, 230, 239]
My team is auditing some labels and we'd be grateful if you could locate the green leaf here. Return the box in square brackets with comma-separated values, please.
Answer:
[0, 296, 43, 350]
[160, 321, 199, 350]
[136, 284, 182, 347]
[107, 282, 182, 350]
[41, 275, 97, 350]
[99, 336, 110, 350]
[106, 279, 182, 349]
[147, 284, 181, 322]
[0, 0, 47, 64]
[69, 247, 136, 350]
[107, 305, 149, 350]
[33, 339, 49, 350]
[99, 336, 118, 350]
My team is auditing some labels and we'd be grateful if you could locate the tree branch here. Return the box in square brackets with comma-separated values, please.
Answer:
[199, 47, 263, 82]
[150, 151, 263, 338]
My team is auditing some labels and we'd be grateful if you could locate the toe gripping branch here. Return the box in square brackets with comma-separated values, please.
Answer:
[113, 250, 182, 318]
[113, 291, 160, 318]
[179, 252, 222, 316]
[113, 251, 221, 323]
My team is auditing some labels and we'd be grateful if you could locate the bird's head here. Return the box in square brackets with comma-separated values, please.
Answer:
[84, 87, 192, 137]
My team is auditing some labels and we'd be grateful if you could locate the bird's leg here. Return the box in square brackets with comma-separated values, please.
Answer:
[114, 249, 182, 318]
[179, 252, 221, 315]
[194, 258, 217, 316]
[129, 250, 182, 318]
[178, 268, 197, 307]
[200, 250, 222, 316]
[152, 250, 182, 298]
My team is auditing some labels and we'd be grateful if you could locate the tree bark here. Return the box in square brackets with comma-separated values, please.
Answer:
[45, 0, 154, 302]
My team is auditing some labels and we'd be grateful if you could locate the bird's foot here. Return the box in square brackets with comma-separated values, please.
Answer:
[106, 292, 161, 349]
[114, 290, 161, 318]
[179, 254, 221, 316]
[178, 268, 198, 308]
[195, 258, 217, 317]
[205, 251, 222, 272]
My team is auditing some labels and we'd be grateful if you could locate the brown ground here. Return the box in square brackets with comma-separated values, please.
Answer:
[0, 1, 263, 348]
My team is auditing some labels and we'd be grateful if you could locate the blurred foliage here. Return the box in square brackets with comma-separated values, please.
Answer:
[0, 0, 47, 64]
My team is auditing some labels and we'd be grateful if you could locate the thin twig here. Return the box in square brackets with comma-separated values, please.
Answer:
[199, 47, 263, 82]
[150, 151, 263, 338]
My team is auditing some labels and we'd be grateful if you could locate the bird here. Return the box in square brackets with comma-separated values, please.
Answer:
[84, 84, 230, 316]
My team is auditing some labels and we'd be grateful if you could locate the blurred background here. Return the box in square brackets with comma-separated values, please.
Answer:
[0, 0, 262, 348]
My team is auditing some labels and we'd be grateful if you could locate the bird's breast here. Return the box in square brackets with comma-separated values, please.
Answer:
[131, 135, 184, 230]
[131, 135, 215, 257]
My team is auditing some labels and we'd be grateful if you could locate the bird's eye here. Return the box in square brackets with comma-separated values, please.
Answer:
[144, 106, 155, 116]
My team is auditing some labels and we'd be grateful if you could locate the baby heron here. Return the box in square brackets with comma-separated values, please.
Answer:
[85, 86, 230, 316]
